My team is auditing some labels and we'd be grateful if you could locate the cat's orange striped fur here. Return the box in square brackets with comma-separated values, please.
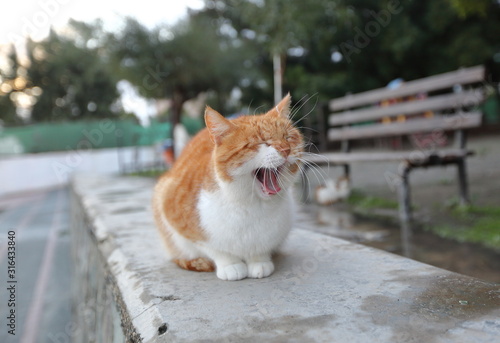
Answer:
[153, 95, 304, 280]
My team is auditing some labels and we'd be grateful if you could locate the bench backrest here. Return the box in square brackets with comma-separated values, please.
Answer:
[326, 65, 485, 144]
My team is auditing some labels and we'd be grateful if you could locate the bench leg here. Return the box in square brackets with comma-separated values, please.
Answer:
[398, 165, 412, 223]
[456, 158, 470, 206]
[400, 220, 413, 258]
[343, 164, 351, 180]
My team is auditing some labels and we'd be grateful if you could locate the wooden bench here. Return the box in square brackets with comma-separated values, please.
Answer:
[303, 65, 486, 222]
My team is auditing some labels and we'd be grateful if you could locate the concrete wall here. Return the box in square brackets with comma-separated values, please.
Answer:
[0, 146, 162, 197]
[71, 192, 126, 343]
[70, 174, 500, 343]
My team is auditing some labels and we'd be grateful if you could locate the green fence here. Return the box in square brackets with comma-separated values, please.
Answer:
[0, 116, 204, 154]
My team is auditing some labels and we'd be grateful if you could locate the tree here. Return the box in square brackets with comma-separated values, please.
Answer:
[446, 0, 492, 18]
[204, 0, 332, 104]
[0, 48, 22, 125]
[108, 16, 242, 153]
[199, 0, 365, 111]
[282, 0, 500, 98]
[26, 24, 121, 122]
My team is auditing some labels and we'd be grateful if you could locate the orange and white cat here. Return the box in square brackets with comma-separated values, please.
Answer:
[153, 95, 304, 280]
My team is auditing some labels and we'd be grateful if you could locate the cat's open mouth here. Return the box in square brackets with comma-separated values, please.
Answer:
[254, 167, 282, 196]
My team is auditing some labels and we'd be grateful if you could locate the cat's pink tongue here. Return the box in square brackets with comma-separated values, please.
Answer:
[263, 170, 281, 195]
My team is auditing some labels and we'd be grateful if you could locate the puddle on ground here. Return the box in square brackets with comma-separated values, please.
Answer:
[298, 203, 500, 284]
[360, 273, 500, 342]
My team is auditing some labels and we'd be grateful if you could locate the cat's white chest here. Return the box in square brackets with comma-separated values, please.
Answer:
[197, 187, 294, 258]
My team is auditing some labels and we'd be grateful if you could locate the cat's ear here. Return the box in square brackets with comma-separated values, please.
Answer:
[205, 106, 235, 145]
[267, 93, 291, 119]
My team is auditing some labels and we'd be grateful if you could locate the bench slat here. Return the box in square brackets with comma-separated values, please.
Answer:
[327, 111, 482, 141]
[329, 65, 485, 112]
[304, 148, 474, 164]
[329, 90, 484, 126]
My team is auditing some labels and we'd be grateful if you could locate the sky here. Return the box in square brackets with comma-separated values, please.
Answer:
[1, 0, 204, 46]
[0, 0, 205, 124]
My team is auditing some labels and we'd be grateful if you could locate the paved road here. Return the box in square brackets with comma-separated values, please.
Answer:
[0, 187, 72, 343]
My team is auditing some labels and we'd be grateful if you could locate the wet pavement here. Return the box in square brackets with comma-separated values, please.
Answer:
[298, 135, 500, 284]
[0, 187, 72, 343]
[297, 203, 500, 283]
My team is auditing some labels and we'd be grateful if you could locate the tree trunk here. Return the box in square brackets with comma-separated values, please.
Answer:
[273, 52, 283, 105]
[170, 89, 186, 159]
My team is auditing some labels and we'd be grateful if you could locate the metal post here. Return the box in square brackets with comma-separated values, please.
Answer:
[343, 164, 351, 179]
[398, 165, 412, 223]
[400, 220, 413, 258]
[454, 129, 467, 149]
[318, 103, 329, 152]
[273, 52, 282, 105]
[456, 158, 470, 206]
[341, 138, 351, 180]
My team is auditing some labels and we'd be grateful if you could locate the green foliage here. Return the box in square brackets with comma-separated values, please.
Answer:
[347, 190, 500, 250]
[27, 27, 120, 122]
[108, 16, 243, 121]
[203, 0, 345, 106]
[426, 205, 500, 250]
[347, 189, 399, 210]
[2, 0, 499, 128]
[0, 94, 19, 125]
[127, 169, 166, 178]
[0, 48, 23, 125]
[201, 0, 500, 110]
[452, 204, 500, 218]
[296, 0, 499, 96]
[446, 0, 491, 18]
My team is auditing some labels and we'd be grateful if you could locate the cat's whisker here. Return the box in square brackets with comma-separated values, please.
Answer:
[246, 98, 254, 115]
[283, 94, 309, 131]
[301, 162, 326, 185]
[304, 140, 320, 151]
[275, 169, 289, 201]
[290, 93, 319, 128]
[297, 155, 329, 176]
[294, 126, 319, 134]
[296, 155, 330, 190]
[289, 93, 311, 117]
[277, 168, 294, 187]
[290, 93, 315, 117]
[291, 162, 318, 202]
[252, 104, 266, 116]
[301, 150, 329, 162]
[295, 142, 316, 151]
[251, 167, 262, 202]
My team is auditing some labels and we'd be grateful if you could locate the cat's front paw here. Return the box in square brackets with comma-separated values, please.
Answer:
[216, 263, 248, 281]
[247, 261, 274, 279]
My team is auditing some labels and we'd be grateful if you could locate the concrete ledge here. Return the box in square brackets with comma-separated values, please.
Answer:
[70, 174, 500, 343]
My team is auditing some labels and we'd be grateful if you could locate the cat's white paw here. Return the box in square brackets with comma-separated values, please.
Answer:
[247, 261, 274, 279]
[216, 263, 248, 281]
